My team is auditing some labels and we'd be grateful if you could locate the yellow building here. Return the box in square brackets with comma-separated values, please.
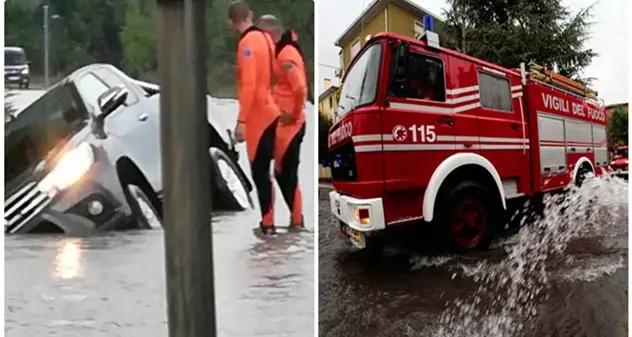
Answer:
[335, 0, 443, 74]
[318, 78, 339, 121]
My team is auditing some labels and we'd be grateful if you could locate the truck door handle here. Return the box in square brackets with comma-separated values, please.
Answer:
[138, 113, 148, 122]
[569, 147, 576, 152]
[438, 116, 453, 126]
[510, 123, 520, 131]
[586, 147, 591, 152]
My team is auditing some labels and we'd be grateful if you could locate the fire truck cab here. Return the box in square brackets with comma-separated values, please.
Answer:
[328, 17, 607, 251]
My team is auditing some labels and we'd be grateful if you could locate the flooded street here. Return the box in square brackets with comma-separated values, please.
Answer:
[319, 176, 628, 337]
[5, 96, 316, 337]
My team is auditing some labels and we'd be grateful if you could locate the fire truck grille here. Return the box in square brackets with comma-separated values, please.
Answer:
[330, 142, 357, 182]
[4, 181, 52, 233]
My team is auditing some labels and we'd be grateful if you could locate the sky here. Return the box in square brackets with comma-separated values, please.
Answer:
[316, 0, 629, 105]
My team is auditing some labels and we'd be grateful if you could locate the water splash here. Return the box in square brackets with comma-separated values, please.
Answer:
[434, 175, 628, 337]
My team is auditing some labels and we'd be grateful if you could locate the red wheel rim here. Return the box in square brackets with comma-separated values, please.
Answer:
[450, 196, 487, 248]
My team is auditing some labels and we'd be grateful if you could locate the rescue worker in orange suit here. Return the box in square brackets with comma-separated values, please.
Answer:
[228, 1, 281, 235]
[257, 14, 307, 230]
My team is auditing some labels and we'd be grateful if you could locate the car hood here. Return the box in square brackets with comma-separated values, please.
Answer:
[145, 94, 236, 146]
[5, 64, 27, 71]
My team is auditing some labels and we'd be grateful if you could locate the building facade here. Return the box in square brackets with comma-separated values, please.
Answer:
[318, 78, 339, 121]
[334, 0, 443, 76]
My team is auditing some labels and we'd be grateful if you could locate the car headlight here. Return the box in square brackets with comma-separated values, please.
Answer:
[37, 143, 95, 196]
[21, 67, 29, 75]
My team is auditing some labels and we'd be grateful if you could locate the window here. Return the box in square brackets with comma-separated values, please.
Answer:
[337, 43, 382, 117]
[478, 71, 513, 112]
[350, 39, 361, 60]
[76, 73, 109, 113]
[5, 49, 27, 66]
[95, 69, 139, 104]
[5, 84, 86, 184]
[414, 21, 424, 39]
[339, 49, 344, 70]
[394, 52, 446, 102]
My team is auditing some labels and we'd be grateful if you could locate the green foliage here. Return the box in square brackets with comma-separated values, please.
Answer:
[319, 111, 333, 164]
[442, 0, 596, 81]
[4, 0, 314, 99]
[608, 106, 628, 147]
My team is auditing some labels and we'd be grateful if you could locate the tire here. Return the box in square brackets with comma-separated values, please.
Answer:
[125, 184, 163, 230]
[210, 147, 253, 211]
[436, 181, 500, 252]
[575, 164, 593, 187]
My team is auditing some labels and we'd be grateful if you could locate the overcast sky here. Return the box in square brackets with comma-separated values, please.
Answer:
[316, 0, 628, 105]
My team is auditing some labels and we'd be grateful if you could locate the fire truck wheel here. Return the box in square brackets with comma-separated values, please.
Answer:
[438, 181, 499, 252]
[575, 165, 593, 187]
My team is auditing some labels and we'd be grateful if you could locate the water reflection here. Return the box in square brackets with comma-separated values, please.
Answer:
[54, 238, 84, 280]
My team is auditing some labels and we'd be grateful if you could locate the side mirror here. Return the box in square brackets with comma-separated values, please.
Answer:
[97, 85, 128, 119]
[92, 85, 128, 138]
[389, 41, 409, 96]
[395, 41, 409, 78]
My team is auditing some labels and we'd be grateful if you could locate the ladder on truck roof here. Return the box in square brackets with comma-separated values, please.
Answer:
[527, 62, 599, 99]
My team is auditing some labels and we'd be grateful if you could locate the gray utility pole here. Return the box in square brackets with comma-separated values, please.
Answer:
[156, 0, 216, 336]
[43, 4, 49, 89]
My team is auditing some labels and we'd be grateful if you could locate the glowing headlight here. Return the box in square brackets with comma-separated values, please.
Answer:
[21, 67, 29, 75]
[37, 143, 95, 196]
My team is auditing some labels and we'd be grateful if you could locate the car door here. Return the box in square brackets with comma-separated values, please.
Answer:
[81, 70, 161, 192]
[382, 46, 455, 191]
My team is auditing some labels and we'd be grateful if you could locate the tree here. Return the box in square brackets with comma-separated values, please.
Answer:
[608, 106, 628, 149]
[442, 0, 596, 81]
[5, 0, 314, 99]
[318, 111, 333, 165]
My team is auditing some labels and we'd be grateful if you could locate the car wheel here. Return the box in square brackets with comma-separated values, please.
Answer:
[437, 181, 500, 252]
[210, 147, 253, 210]
[125, 184, 162, 230]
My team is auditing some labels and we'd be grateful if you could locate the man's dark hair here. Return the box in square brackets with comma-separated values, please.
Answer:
[228, 1, 250, 22]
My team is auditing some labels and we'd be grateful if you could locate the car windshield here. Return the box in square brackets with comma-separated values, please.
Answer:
[5, 50, 26, 66]
[5, 84, 87, 186]
[615, 148, 628, 157]
[336, 42, 382, 119]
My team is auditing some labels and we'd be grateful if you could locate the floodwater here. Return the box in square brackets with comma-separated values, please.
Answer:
[5, 95, 315, 337]
[319, 175, 628, 337]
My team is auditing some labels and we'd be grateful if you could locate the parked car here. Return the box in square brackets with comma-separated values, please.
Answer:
[5, 46, 30, 89]
[5, 63, 253, 234]
[610, 145, 628, 178]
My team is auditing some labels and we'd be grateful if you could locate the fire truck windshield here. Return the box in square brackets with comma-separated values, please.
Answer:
[336, 43, 382, 118]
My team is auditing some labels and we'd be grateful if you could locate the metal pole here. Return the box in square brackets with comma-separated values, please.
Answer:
[43, 5, 49, 89]
[156, 0, 215, 336]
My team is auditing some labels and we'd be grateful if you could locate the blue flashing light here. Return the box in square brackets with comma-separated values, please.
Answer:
[423, 14, 434, 32]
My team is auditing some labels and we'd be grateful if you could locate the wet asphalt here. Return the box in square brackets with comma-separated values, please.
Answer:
[318, 178, 628, 337]
[5, 96, 315, 337]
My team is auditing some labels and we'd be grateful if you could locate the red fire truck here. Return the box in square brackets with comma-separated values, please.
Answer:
[327, 21, 608, 251]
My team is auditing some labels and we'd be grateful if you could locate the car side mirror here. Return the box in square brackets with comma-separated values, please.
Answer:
[92, 85, 128, 139]
[97, 85, 128, 120]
